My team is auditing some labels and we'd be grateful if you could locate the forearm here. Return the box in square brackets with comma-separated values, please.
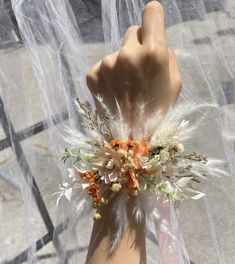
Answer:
[86, 198, 147, 264]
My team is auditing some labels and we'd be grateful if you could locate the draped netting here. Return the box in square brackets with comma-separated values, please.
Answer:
[0, 0, 235, 263]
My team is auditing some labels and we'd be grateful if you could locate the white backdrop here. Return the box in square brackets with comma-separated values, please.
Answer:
[0, 0, 235, 263]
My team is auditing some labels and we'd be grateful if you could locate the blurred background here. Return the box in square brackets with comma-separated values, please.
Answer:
[0, 0, 235, 263]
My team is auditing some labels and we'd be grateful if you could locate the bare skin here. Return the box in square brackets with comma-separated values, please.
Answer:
[85, 1, 182, 264]
[86, 196, 146, 264]
[86, 1, 182, 120]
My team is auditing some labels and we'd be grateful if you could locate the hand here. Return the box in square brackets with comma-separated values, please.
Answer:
[86, 2, 182, 264]
[86, 1, 182, 124]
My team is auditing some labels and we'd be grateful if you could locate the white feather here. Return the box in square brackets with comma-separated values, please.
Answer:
[132, 196, 144, 224]
[109, 195, 128, 255]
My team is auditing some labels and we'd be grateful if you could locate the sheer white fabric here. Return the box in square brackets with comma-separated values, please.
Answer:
[0, 0, 235, 263]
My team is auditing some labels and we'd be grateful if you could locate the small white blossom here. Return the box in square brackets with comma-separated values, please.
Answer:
[93, 212, 101, 220]
[111, 183, 122, 192]
[117, 149, 127, 157]
[160, 149, 170, 162]
[127, 156, 138, 169]
[175, 143, 184, 153]
[81, 183, 90, 189]
[139, 157, 148, 166]
[64, 188, 72, 201]
[106, 158, 115, 169]
[164, 181, 174, 193]
[101, 171, 118, 184]
[68, 168, 75, 179]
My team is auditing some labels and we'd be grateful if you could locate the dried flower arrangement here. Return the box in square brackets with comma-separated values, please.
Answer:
[57, 99, 215, 219]
[56, 97, 227, 252]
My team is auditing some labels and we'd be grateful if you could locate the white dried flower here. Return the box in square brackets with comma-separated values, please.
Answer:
[93, 212, 101, 220]
[68, 168, 75, 179]
[117, 149, 127, 157]
[174, 143, 184, 153]
[160, 149, 170, 162]
[101, 197, 109, 204]
[101, 171, 118, 184]
[139, 157, 149, 166]
[64, 188, 72, 201]
[127, 156, 138, 169]
[155, 120, 189, 147]
[106, 158, 115, 169]
[111, 182, 122, 192]
[164, 181, 174, 193]
[161, 165, 167, 173]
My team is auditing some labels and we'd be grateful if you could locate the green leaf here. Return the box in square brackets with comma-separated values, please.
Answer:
[62, 147, 72, 163]
[85, 154, 92, 162]
[149, 146, 164, 159]
[73, 149, 82, 165]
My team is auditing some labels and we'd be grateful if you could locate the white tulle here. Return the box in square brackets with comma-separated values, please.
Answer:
[0, 0, 235, 263]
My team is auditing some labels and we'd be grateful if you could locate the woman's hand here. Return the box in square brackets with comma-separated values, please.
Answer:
[86, 1, 182, 122]
[85, 1, 182, 264]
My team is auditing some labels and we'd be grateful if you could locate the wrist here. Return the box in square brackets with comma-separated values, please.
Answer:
[86, 195, 146, 264]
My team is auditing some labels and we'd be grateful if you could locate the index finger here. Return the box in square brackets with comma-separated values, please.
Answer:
[142, 1, 167, 47]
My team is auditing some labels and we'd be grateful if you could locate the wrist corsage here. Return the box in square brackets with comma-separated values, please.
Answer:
[56, 97, 226, 253]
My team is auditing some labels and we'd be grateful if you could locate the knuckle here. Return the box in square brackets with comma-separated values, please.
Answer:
[86, 68, 96, 84]
[145, 47, 168, 66]
[145, 48, 157, 60]
[118, 48, 134, 65]
[101, 55, 113, 71]
[86, 68, 98, 92]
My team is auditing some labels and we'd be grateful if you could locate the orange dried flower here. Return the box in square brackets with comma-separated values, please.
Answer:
[88, 181, 101, 204]
[109, 139, 122, 149]
[109, 139, 149, 156]
[108, 139, 150, 194]
[79, 139, 151, 204]
[138, 139, 149, 157]
[80, 171, 98, 181]
[80, 171, 101, 205]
